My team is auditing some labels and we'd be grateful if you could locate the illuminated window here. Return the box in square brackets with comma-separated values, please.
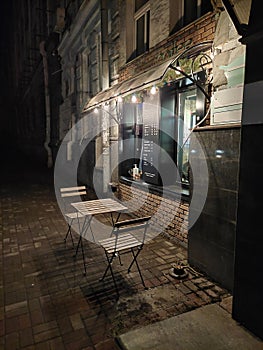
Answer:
[119, 75, 206, 187]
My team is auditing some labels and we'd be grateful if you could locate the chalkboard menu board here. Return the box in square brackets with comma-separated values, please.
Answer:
[142, 96, 160, 185]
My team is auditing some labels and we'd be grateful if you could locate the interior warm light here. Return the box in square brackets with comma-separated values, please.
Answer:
[175, 66, 182, 75]
[150, 85, 157, 95]
[131, 94, 137, 103]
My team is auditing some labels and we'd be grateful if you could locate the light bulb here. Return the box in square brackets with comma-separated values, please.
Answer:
[131, 94, 137, 103]
[117, 95, 123, 102]
[94, 107, 99, 114]
[150, 86, 157, 95]
[175, 66, 181, 75]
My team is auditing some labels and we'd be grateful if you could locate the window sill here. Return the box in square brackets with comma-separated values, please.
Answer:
[120, 176, 190, 202]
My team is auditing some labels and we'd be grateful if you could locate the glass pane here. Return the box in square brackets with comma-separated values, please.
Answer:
[120, 103, 143, 178]
[184, 0, 197, 26]
[201, 0, 213, 16]
[136, 15, 145, 56]
[177, 88, 197, 183]
[146, 10, 150, 51]
[160, 90, 176, 185]
[135, 0, 148, 12]
[160, 90, 175, 161]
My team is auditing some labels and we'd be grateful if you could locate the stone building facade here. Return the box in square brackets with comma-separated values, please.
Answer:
[80, 0, 248, 292]
[8, 0, 262, 339]
[10, 0, 248, 292]
[111, 3, 216, 248]
[11, 0, 50, 164]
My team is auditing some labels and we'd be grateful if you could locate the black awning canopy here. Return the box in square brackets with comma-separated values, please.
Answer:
[83, 41, 213, 112]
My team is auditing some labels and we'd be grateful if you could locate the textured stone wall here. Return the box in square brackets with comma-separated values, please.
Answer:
[150, 0, 170, 47]
[119, 181, 189, 246]
[119, 12, 216, 82]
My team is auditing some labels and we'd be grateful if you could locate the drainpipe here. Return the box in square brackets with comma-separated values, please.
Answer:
[100, 0, 111, 193]
[101, 0, 109, 89]
[40, 41, 53, 168]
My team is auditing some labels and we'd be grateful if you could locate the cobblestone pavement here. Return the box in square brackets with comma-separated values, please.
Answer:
[0, 159, 231, 349]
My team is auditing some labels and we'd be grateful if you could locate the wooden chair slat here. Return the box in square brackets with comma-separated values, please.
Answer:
[60, 186, 86, 192]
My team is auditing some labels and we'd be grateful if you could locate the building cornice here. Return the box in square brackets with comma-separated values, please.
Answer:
[58, 0, 98, 54]
[119, 12, 216, 82]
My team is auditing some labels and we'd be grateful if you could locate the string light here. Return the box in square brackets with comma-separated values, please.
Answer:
[150, 85, 157, 95]
[131, 94, 137, 103]
[94, 107, 99, 114]
[117, 95, 123, 102]
[175, 66, 182, 75]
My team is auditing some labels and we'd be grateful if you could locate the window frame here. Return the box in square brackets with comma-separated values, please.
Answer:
[119, 74, 206, 188]
[134, 2, 150, 57]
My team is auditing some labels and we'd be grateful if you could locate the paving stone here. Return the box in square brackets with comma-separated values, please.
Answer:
[69, 313, 85, 330]
[0, 163, 239, 349]
[5, 332, 20, 350]
[205, 288, 221, 300]
[34, 327, 60, 343]
[19, 327, 34, 348]
[219, 296, 233, 314]
[48, 336, 65, 350]
[196, 290, 212, 303]
[183, 280, 200, 292]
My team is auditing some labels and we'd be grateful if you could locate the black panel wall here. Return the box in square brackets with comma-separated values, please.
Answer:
[232, 0, 263, 338]
[188, 126, 241, 292]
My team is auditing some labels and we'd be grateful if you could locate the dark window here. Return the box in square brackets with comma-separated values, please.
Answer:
[184, 0, 198, 26]
[119, 103, 143, 177]
[201, 0, 213, 15]
[183, 0, 213, 26]
[135, 0, 148, 12]
[135, 9, 150, 56]
[160, 75, 205, 185]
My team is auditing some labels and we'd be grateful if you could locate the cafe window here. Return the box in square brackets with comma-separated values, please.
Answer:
[119, 74, 205, 188]
[160, 76, 205, 186]
[177, 88, 198, 183]
[134, 1, 150, 57]
[119, 103, 143, 177]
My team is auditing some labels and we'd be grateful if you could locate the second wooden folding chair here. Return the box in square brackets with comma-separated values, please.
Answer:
[98, 216, 151, 297]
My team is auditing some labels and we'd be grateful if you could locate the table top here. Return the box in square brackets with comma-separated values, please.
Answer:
[71, 198, 128, 216]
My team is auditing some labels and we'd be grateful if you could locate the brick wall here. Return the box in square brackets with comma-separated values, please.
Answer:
[119, 12, 216, 82]
[115, 12, 216, 246]
[118, 181, 189, 246]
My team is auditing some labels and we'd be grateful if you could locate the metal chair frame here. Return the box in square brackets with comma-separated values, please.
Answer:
[60, 186, 87, 246]
[98, 216, 151, 297]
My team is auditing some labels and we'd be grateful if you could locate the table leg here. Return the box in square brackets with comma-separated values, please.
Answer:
[73, 215, 92, 258]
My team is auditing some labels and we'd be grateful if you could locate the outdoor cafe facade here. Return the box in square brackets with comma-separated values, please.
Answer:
[82, 12, 215, 244]
[81, 9, 245, 291]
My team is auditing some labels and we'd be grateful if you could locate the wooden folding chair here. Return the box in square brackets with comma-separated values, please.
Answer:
[60, 186, 87, 246]
[98, 216, 151, 297]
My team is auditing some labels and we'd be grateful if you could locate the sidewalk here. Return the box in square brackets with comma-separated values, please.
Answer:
[117, 303, 263, 350]
[1, 155, 262, 349]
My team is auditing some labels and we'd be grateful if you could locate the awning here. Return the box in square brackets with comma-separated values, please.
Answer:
[83, 59, 172, 111]
[83, 41, 213, 111]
